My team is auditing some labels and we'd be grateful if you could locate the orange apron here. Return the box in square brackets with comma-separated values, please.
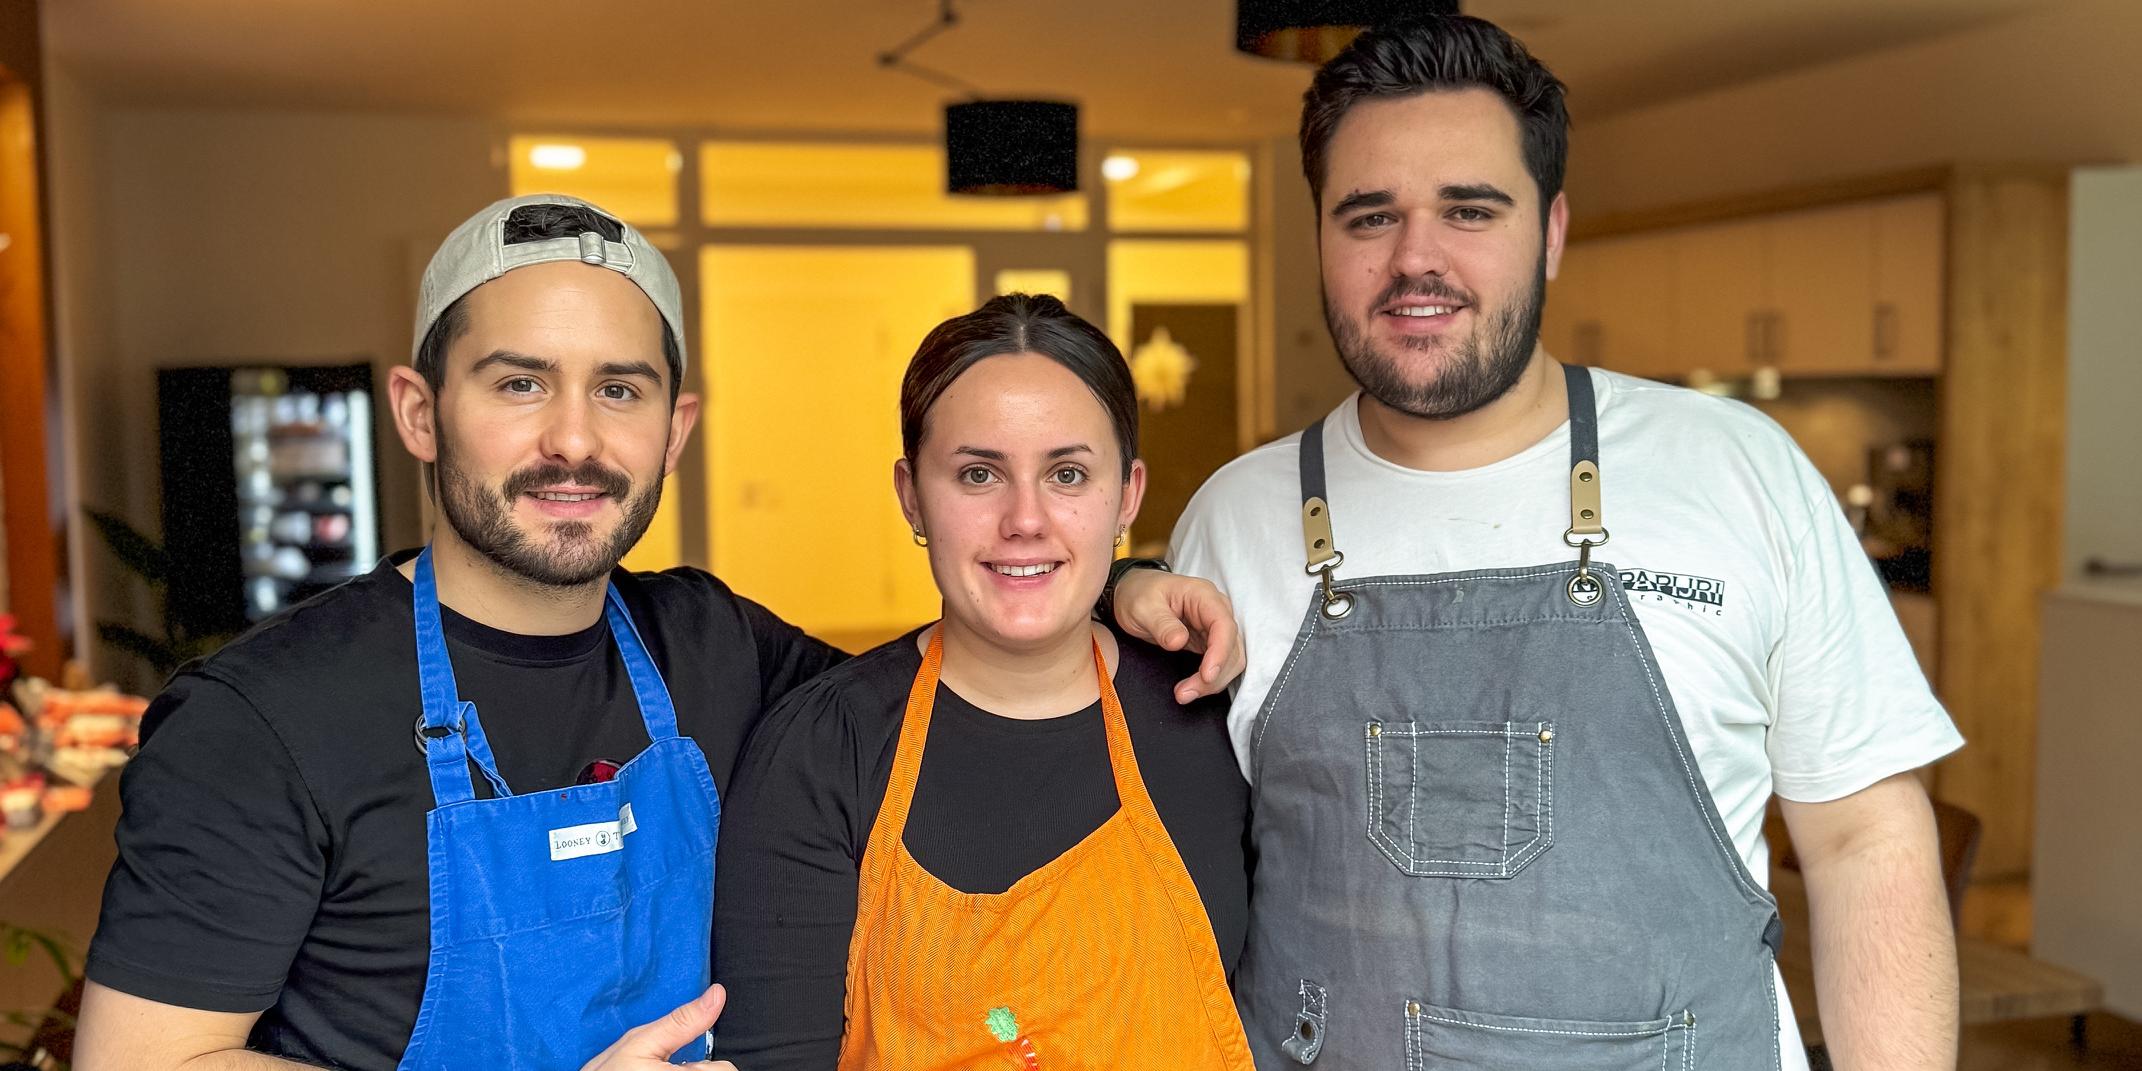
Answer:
[837, 630, 1255, 1071]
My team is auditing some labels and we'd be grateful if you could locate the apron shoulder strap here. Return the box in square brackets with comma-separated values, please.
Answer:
[1298, 418, 1339, 574]
[605, 584, 684, 742]
[411, 549, 514, 802]
[1562, 364, 1605, 544]
[1564, 361, 1600, 470]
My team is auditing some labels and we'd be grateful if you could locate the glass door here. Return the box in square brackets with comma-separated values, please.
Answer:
[700, 244, 976, 651]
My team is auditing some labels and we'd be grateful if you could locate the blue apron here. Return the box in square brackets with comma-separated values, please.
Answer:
[395, 549, 720, 1070]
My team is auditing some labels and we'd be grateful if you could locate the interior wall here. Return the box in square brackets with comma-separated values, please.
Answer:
[42, 64, 113, 680]
[43, 96, 504, 684]
[1260, 133, 1351, 439]
[2063, 166, 2142, 578]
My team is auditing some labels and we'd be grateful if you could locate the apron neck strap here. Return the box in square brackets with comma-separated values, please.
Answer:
[1563, 362, 1606, 545]
[409, 550, 680, 805]
[604, 584, 683, 741]
[872, 629, 1135, 861]
[870, 630, 949, 859]
[1296, 367, 1610, 612]
[413, 548, 496, 804]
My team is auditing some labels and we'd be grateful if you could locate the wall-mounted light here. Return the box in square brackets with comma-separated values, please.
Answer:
[945, 100, 1080, 196]
[527, 143, 587, 171]
[1235, 0, 1460, 63]
[1101, 155, 1141, 182]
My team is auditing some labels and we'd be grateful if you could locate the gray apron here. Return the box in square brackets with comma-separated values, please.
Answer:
[1237, 365, 1784, 1069]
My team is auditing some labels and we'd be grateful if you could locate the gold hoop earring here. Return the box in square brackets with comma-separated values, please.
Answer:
[912, 529, 929, 547]
[1114, 527, 1127, 549]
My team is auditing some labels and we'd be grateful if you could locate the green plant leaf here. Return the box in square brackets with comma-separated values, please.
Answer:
[0, 923, 75, 977]
[84, 508, 170, 587]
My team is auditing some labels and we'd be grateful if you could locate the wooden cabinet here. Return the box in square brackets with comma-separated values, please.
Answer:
[1552, 192, 1946, 379]
[1769, 202, 1876, 373]
[1541, 245, 1600, 366]
[1871, 193, 1945, 374]
[1669, 217, 1768, 373]
[1589, 234, 1678, 377]
[1543, 231, 1676, 376]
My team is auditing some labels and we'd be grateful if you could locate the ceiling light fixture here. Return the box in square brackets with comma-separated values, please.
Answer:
[527, 143, 587, 171]
[1235, 0, 1460, 63]
[880, 1, 1080, 196]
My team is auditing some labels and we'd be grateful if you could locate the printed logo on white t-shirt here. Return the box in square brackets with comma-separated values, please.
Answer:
[1620, 569, 1726, 616]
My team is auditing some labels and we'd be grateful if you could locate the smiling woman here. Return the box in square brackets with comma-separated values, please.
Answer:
[712, 295, 1255, 1071]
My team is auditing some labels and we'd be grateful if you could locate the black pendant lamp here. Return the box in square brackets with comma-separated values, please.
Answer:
[1236, 0, 1460, 63]
[945, 99, 1080, 196]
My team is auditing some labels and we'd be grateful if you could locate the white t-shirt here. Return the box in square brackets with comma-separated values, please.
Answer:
[1169, 369, 1963, 1065]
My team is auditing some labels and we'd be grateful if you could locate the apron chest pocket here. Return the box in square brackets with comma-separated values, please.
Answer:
[1404, 999, 1695, 1071]
[1364, 720, 1553, 878]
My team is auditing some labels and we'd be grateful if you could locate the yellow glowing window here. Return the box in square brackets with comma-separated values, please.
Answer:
[509, 136, 680, 227]
[1106, 239, 1249, 349]
[993, 269, 1072, 303]
[701, 142, 1089, 231]
[1103, 150, 1251, 233]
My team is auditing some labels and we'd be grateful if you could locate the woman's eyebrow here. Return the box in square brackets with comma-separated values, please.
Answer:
[951, 444, 1095, 460]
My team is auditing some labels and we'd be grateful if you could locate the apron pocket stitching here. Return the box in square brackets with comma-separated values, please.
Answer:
[1367, 723, 1553, 878]
[1501, 728, 1514, 868]
[1404, 999, 1696, 1069]
[1417, 1012, 1674, 1038]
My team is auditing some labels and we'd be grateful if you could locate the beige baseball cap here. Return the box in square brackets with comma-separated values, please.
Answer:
[412, 193, 687, 372]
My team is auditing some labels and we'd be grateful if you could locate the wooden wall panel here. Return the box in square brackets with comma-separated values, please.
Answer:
[1932, 169, 2069, 878]
[0, 72, 63, 682]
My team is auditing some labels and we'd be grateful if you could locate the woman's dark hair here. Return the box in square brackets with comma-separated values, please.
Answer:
[1300, 15, 1570, 211]
[900, 293, 1139, 480]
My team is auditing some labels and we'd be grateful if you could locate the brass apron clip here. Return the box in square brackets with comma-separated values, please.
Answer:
[1302, 496, 1353, 619]
[1564, 459, 1608, 606]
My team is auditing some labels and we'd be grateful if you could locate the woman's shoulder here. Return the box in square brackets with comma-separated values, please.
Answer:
[743, 629, 925, 760]
[1108, 626, 1234, 734]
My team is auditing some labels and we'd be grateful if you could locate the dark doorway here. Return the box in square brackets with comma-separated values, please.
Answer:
[1127, 303, 1238, 551]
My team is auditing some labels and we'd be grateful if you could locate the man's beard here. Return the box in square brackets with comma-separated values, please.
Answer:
[434, 424, 664, 588]
[1325, 252, 1547, 421]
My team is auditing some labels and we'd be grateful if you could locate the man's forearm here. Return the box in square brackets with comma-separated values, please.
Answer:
[1799, 799, 1959, 1069]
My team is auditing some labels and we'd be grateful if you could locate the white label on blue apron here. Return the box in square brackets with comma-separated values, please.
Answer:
[548, 804, 638, 861]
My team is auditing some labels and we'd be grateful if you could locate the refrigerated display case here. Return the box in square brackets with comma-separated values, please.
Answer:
[159, 363, 382, 637]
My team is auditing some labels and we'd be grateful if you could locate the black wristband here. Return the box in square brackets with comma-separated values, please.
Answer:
[1097, 556, 1171, 624]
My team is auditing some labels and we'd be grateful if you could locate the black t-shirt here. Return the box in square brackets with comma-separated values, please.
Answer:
[85, 553, 845, 1071]
[711, 628, 1250, 1070]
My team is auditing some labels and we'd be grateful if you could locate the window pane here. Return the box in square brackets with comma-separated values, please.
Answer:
[702, 245, 975, 647]
[993, 269, 1072, 302]
[1103, 150, 1250, 232]
[508, 135, 679, 227]
[702, 142, 1088, 231]
[1106, 239, 1249, 347]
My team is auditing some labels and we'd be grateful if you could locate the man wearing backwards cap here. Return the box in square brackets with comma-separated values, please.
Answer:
[75, 194, 1242, 1071]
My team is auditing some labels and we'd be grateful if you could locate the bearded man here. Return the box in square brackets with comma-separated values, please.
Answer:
[77, 194, 1240, 1071]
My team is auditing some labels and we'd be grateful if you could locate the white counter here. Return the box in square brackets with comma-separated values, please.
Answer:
[2032, 587, 2142, 1018]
